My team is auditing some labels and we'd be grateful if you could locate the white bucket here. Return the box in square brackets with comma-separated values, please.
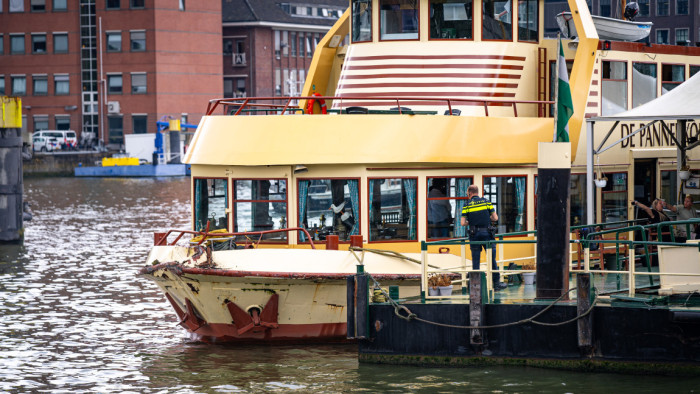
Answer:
[523, 273, 535, 285]
[438, 285, 453, 296]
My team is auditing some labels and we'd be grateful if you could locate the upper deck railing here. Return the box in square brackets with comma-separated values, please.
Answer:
[205, 96, 555, 117]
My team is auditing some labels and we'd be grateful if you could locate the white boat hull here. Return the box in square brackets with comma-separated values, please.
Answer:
[556, 12, 652, 42]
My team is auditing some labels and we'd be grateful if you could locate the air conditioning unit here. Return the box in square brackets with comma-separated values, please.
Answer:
[107, 101, 120, 114]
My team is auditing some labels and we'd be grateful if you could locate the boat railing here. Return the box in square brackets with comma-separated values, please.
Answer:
[205, 96, 555, 118]
[420, 219, 700, 302]
[154, 226, 317, 249]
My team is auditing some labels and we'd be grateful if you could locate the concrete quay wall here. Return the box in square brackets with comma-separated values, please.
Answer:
[24, 152, 112, 177]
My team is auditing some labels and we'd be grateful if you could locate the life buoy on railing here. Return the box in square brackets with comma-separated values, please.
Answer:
[306, 93, 327, 114]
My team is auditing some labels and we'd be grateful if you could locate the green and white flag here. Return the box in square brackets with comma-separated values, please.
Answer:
[554, 36, 573, 142]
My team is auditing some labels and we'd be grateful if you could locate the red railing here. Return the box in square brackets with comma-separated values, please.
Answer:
[154, 226, 316, 249]
[205, 96, 555, 118]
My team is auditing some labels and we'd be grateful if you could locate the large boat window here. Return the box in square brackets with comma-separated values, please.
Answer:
[517, 0, 537, 42]
[429, 0, 473, 40]
[427, 177, 472, 239]
[482, 0, 512, 41]
[352, 0, 373, 42]
[483, 176, 526, 233]
[570, 174, 588, 227]
[194, 178, 229, 231]
[632, 63, 657, 108]
[660, 170, 678, 207]
[233, 179, 288, 242]
[690, 65, 700, 78]
[601, 61, 627, 116]
[298, 179, 360, 242]
[369, 178, 417, 242]
[661, 64, 684, 93]
[601, 172, 627, 223]
[379, 0, 419, 40]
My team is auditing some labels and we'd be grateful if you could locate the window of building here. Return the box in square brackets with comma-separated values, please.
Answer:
[676, 0, 688, 14]
[298, 34, 304, 57]
[194, 178, 229, 231]
[298, 179, 360, 242]
[31, 0, 46, 12]
[482, 0, 512, 40]
[482, 176, 527, 233]
[108, 116, 123, 145]
[274, 30, 281, 57]
[33, 75, 48, 95]
[601, 172, 627, 223]
[275, 69, 281, 95]
[11, 76, 26, 95]
[223, 78, 233, 98]
[427, 177, 472, 239]
[676, 28, 689, 44]
[223, 38, 232, 54]
[131, 73, 146, 94]
[55, 116, 70, 130]
[306, 36, 312, 57]
[132, 114, 147, 134]
[9, 0, 23, 12]
[282, 31, 289, 56]
[31, 34, 47, 53]
[282, 68, 289, 95]
[601, 60, 627, 115]
[638, 0, 649, 15]
[54, 74, 69, 95]
[0, 35, 4, 54]
[53, 0, 67, 11]
[379, 0, 419, 40]
[235, 78, 246, 97]
[106, 32, 121, 52]
[290, 32, 297, 56]
[33, 116, 49, 131]
[10, 34, 25, 54]
[429, 0, 473, 40]
[368, 178, 418, 242]
[106, 0, 120, 9]
[690, 65, 700, 78]
[657, 0, 669, 15]
[656, 29, 669, 44]
[660, 170, 678, 207]
[130, 0, 144, 9]
[632, 63, 656, 108]
[0, 77, 4, 95]
[662, 64, 684, 93]
[518, 0, 538, 42]
[130, 30, 145, 52]
[107, 74, 122, 94]
[53, 33, 68, 53]
[599, 0, 611, 16]
[179, 0, 185, 11]
[569, 174, 588, 227]
[233, 179, 288, 241]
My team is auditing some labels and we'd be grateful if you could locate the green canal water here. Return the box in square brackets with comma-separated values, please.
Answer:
[1, 177, 699, 392]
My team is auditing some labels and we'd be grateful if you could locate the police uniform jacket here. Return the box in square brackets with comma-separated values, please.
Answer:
[461, 196, 494, 230]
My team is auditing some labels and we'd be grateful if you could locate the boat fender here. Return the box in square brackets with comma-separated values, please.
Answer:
[306, 93, 327, 114]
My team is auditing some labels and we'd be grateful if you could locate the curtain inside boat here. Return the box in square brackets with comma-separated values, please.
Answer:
[454, 178, 472, 237]
[515, 177, 525, 231]
[347, 180, 360, 236]
[298, 180, 309, 242]
[403, 179, 417, 240]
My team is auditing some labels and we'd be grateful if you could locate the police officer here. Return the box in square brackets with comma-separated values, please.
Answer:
[460, 185, 507, 290]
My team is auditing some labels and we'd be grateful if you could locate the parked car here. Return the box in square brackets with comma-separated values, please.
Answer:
[32, 130, 78, 150]
[33, 136, 58, 152]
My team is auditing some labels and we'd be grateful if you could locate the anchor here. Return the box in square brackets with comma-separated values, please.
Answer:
[226, 294, 279, 335]
[165, 293, 207, 332]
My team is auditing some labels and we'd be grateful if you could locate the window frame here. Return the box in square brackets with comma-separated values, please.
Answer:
[106, 31, 122, 52]
[296, 177, 362, 244]
[107, 73, 123, 94]
[232, 178, 289, 244]
[0, 34, 4, 55]
[516, 0, 539, 43]
[676, 0, 688, 15]
[428, 0, 474, 41]
[0, 76, 5, 95]
[31, 33, 47, 54]
[55, 115, 70, 130]
[54, 74, 69, 95]
[600, 171, 628, 223]
[656, 28, 669, 44]
[661, 63, 685, 93]
[129, 30, 146, 52]
[379, 0, 420, 42]
[675, 28, 689, 44]
[367, 176, 419, 243]
[53, 33, 68, 54]
[53, 0, 67, 11]
[631, 61, 657, 108]
[107, 115, 124, 145]
[600, 60, 628, 116]
[10, 34, 25, 55]
[106, 0, 120, 10]
[426, 176, 473, 240]
[638, 0, 649, 16]
[31, 0, 46, 12]
[32, 74, 48, 96]
[11, 75, 26, 96]
[33, 115, 49, 132]
[657, 0, 669, 16]
[482, 0, 513, 42]
[130, 72, 147, 94]
[132, 114, 148, 134]
[130, 0, 145, 9]
[481, 174, 529, 234]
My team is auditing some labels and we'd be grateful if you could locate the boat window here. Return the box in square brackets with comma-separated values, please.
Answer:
[427, 177, 472, 240]
[517, 0, 537, 42]
[369, 178, 417, 242]
[429, 0, 473, 40]
[660, 170, 678, 207]
[570, 174, 589, 227]
[661, 64, 685, 93]
[352, 0, 372, 42]
[379, 0, 419, 41]
[233, 179, 288, 242]
[482, 176, 526, 233]
[298, 179, 360, 242]
[194, 178, 229, 231]
[482, 0, 512, 41]
[690, 65, 700, 78]
[601, 61, 627, 116]
[601, 172, 628, 223]
[632, 63, 657, 108]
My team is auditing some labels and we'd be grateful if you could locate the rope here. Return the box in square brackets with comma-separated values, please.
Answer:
[366, 273, 598, 330]
[349, 246, 441, 269]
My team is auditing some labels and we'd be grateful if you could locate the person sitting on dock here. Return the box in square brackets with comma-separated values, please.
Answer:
[667, 195, 698, 242]
[460, 185, 507, 290]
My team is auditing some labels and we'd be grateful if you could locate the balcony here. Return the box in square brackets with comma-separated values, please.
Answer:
[233, 53, 246, 66]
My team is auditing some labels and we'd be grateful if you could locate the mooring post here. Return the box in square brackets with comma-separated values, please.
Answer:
[0, 97, 24, 244]
[346, 271, 357, 339]
[469, 271, 486, 345]
[536, 142, 571, 300]
[577, 273, 594, 353]
[355, 265, 369, 339]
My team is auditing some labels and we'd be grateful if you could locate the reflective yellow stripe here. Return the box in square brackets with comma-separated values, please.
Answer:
[463, 205, 491, 213]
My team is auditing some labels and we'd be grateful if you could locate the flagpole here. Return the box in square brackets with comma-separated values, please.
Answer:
[553, 33, 560, 142]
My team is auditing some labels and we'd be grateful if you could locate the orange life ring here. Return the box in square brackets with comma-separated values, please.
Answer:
[306, 93, 327, 114]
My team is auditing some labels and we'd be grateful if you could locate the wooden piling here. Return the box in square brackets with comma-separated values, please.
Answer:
[469, 271, 485, 345]
[577, 273, 593, 352]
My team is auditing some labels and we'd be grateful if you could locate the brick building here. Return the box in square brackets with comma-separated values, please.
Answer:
[0, 0, 222, 149]
[222, 0, 346, 99]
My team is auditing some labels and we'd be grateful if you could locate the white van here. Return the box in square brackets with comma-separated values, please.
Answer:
[32, 130, 78, 149]
[32, 136, 58, 152]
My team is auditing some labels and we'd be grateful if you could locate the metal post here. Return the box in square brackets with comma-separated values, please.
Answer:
[421, 245, 427, 302]
[586, 120, 595, 225]
[461, 243, 467, 295]
[486, 246, 493, 293]
[98, 17, 105, 148]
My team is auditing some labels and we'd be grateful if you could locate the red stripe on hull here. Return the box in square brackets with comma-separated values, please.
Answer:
[347, 54, 526, 61]
[183, 321, 348, 343]
[345, 63, 524, 71]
